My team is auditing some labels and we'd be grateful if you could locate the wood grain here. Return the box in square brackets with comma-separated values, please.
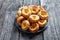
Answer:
[0, 0, 5, 9]
[53, 3, 60, 40]
[0, 0, 24, 40]
[0, 0, 60, 40]
[0, 0, 7, 36]
[41, 0, 60, 40]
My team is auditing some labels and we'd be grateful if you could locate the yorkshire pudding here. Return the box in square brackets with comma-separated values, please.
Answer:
[29, 15, 39, 23]
[38, 19, 47, 27]
[17, 16, 25, 26]
[21, 20, 30, 30]
[38, 10, 48, 20]
[28, 5, 38, 14]
[22, 6, 31, 18]
[37, 6, 45, 11]
[29, 23, 39, 33]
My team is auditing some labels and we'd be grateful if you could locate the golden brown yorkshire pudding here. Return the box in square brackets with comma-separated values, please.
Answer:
[38, 10, 48, 20]
[28, 5, 38, 14]
[15, 11, 22, 19]
[37, 6, 45, 11]
[15, 5, 49, 33]
[17, 16, 25, 26]
[19, 7, 23, 11]
[15, 7, 24, 19]
[22, 6, 31, 18]
[21, 20, 30, 30]
[38, 19, 47, 27]
[17, 7, 24, 16]
[29, 15, 39, 23]
[29, 23, 39, 33]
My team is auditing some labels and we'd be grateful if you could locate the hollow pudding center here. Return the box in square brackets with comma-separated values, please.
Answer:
[30, 15, 39, 20]
[32, 16, 36, 19]
[24, 9, 29, 13]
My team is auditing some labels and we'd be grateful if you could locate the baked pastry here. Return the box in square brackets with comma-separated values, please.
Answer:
[38, 10, 48, 20]
[38, 19, 47, 27]
[28, 5, 38, 14]
[15, 5, 48, 33]
[15, 13, 19, 19]
[37, 6, 45, 11]
[22, 6, 31, 18]
[29, 15, 39, 23]
[21, 20, 30, 30]
[19, 7, 23, 11]
[15, 11, 21, 19]
[17, 16, 25, 26]
[29, 23, 39, 33]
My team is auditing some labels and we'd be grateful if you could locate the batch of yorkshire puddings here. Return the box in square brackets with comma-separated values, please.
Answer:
[15, 5, 48, 33]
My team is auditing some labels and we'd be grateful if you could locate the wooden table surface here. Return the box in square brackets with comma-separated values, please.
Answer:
[0, 0, 60, 40]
